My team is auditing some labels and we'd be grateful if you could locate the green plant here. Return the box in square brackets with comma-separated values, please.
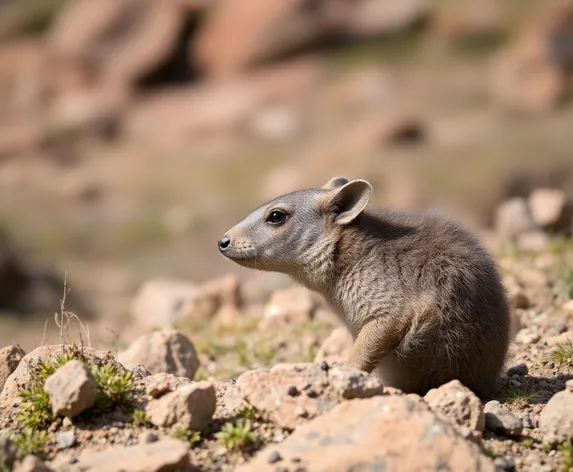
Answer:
[558, 440, 573, 472]
[483, 446, 499, 459]
[500, 386, 538, 407]
[215, 420, 259, 451]
[171, 427, 202, 446]
[90, 363, 134, 411]
[11, 428, 50, 459]
[520, 438, 534, 449]
[551, 340, 573, 366]
[237, 405, 258, 421]
[129, 408, 150, 427]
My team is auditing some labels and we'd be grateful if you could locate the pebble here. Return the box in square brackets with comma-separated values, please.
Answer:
[556, 323, 567, 334]
[509, 379, 522, 388]
[566, 380, 573, 392]
[62, 417, 73, 428]
[493, 457, 515, 471]
[507, 364, 528, 377]
[286, 384, 298, 396]
[295, 407, 309, 418]
[320, 361, 329, 372]
[304, 386, 318, 398]
[57, 431, 76, 449]
[268, 451, 282, 464]
[521, 415, 535, 429]
[139, 430, 159, 443]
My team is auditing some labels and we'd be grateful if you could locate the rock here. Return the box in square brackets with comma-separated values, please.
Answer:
[424, 380, 485, 437]
[0, 345, 125, 410]
[314, 326, 353, 366]
[119, 330, 199, 379]
[145, 381, 216, 431]
[507, 364, 529, 377]
[56, 431, 76, 450]
[494, 198, 541, 247]
[212, 381, 244, 419]
[484, 400, 524, 437]
[556, 323, 568, 334]
[528, 188, 568, 230]
[124, 364, 151, 381]
[504, 277, 530, 310]
[44, 360, 98, 418]
[69, 438, 191, 472]
[493, 457, 515, 471]
[130, 276, 240, 330]
[539, 386, 573, 445]
[259, 286, 318, 331]
[546, 331, 573, 346]
[139, 430, 159, 444]
[515, 328, 541, 345]
[0, 436, 18, 469]
[13, 455, 52, 472]
[563, 300, 573, 315]
[489, 2, 573, 114]
[193, 0, 327, 77]
[141, 373, 191, 398]
[0, 345, 23, 393]
[49, 0, 184, 86]
[235, 363, 383, 430]
[194, 0, 429, 77]
[129, 278, 200, 330]
[235, 395, 495, 472]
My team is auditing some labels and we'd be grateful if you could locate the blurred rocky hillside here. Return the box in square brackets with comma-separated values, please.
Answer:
[1, 0, 573, 347]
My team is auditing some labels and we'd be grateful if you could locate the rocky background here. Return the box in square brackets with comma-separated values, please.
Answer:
[1, 0, 573, 471]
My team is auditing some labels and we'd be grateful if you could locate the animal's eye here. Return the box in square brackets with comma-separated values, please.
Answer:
[266, 210, 287, 225]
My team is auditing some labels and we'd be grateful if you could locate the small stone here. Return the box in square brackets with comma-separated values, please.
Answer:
[515, 329, 540, 345]
[319, 361, 329, 372]
[304, 387, 318, 398]
[44, 360, 98, 418]
[294, 407, 309, 418]
[57, 431, 76, 449]
[268, 451, 282, 464]
[507, 364, 528, 377]
[286, 384, 298, 396]
[566, 380, 573, 392]
[62, 417, 73, 428]
[328, 367, 384, 399]
[522, 415, 535, 429]
[563, 300, 573, 315]
[556, 323, 568, 335]
[139, 429, 159, 444]
[493, 457, 515, 471]
[484, 400, 523, 436]
[509, 379, 522, 388]
[146, 381, 216, 431]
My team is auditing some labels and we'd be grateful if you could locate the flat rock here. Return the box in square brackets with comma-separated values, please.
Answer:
[484, 400, 523, 437]
[235, 363, 383, 430]
[539, 387, 573, 445]
[235, 395, 495, 472]
[145, 381, 216, 431]
[119, 330, 199, 380]
[424, 380, 485, 440]
[65, 438, 190, 472]
[44, 360, 98, 418]
[0, 345, 23, 393]
[546, 331, 573, 346]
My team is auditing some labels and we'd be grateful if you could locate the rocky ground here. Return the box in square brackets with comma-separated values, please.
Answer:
[1, 222, 573, 471]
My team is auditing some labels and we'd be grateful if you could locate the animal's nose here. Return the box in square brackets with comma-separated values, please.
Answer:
[218, 236, 230, 252]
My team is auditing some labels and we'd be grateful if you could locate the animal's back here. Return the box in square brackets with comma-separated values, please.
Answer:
[333, 209, 510, 397]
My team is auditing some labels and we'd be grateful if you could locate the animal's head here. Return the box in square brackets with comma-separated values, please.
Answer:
[218, 177, 372, 283]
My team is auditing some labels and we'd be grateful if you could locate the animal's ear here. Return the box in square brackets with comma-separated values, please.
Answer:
[321, 176, 349, 190]
[327, 179, 372, 225]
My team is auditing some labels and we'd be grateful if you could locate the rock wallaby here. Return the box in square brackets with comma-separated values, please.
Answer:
[218, 177, 510, 398]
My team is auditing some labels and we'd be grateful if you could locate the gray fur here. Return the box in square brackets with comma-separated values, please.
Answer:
[219, 177, 510, 398]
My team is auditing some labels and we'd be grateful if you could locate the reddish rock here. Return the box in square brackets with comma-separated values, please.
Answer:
[259, 286, 318, 331]
[235, 395, 495, 472]
[314, 326, 353, 366]
[235, 363, 383, 430]
[0, 345, 24, 394]
[48, 0, 184, 85]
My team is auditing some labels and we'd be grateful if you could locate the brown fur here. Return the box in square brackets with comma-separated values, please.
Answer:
[219, 177, 510, 399]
